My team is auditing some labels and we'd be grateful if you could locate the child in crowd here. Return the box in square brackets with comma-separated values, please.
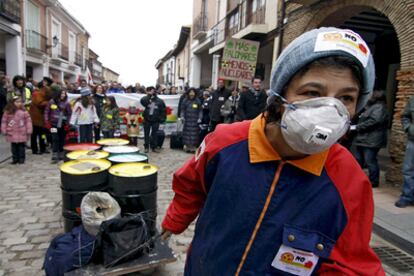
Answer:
[69, 88, 99, 143]
[44, 85, 72, 163]
[1, 96, 32, 164]
[124, 102, 140, 146]
[100, 96, 120, 138]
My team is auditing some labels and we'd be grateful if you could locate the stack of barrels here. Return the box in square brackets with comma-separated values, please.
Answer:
[59, 138, 156, 235]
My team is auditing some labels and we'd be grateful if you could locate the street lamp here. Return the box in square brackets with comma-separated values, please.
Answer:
[47, 36, 59, 49]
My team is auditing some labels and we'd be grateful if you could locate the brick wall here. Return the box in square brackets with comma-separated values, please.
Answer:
[281, 0, 414, 185]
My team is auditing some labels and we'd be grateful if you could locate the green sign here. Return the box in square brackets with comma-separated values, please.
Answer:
[219, 38, 260, 83]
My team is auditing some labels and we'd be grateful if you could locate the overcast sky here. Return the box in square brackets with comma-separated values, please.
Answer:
[59, 0, 193, 86]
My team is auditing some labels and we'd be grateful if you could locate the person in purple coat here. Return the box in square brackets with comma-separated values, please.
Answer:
[44, 85, 72, 163]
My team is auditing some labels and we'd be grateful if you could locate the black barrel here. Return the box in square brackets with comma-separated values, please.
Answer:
[60, 159, 111, 191]
[107, 153, 149, 165]
[111, 189, 157, 214]
[108, 163, 159, 236]
[63, 143, 102, 162]
[60, 159, 111, 232]
[63, 214, 82, 233]
[108, 163, 157, 195]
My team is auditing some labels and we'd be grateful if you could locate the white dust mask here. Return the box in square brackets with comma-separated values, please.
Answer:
[280, 97, 350, 155]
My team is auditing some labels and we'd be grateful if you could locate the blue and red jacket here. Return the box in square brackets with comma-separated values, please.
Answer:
[162, 116, 385, 275]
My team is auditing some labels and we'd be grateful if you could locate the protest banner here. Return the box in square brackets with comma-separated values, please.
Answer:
[219, 38, 260, 83]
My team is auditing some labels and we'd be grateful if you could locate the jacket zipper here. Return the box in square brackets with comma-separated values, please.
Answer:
[235, 161, 285, 276]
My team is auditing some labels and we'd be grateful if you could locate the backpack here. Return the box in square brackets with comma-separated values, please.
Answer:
[43, 226, 96, 276]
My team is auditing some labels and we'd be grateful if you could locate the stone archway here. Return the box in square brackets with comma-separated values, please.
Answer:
[282, 0, 414, 185]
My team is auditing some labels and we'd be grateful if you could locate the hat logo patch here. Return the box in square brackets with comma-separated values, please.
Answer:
[314, 30, 369, 67]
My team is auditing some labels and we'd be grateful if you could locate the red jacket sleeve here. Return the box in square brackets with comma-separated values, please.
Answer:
[161, 139, 210, 234]
[318, 146, 385, 275]
[162, 121, 251, 234]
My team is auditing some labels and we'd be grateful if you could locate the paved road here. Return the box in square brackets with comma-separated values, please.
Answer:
[0, 136, 11, 163]
[0, 141, 412, 275]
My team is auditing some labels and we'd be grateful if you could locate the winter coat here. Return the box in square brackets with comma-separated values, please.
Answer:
[70, 102, 99, 126]
[1, 109, 33, 143]
[124, 113, 139, 137]
[181, 98, 202, 147]
[200, 97, 211, 130]
[93, 94, 106, 119]
[209, 87, 231, 122]
[29, 89, 51, 127]
[100, 107, 120, 132]
[401, 96, 414, 141]
[237, 88, 267, 121]
[44, 99, 72, 128]
[140, 95, 166, 123]
[354, 103, 388, 148]
[220, 94, 240, 123]
[7, 87, 32, 109]
[162, 116, 385, 275]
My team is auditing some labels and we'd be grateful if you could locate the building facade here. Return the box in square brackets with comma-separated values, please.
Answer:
[88, 49, 103, 83]
[281, 0, 414, 185]
[102, 66, 119, 83]
[0, 0, 24, 76]
[155, 26, 191, 91]
[190, 0, 280, 89]
[23, 0, 90, 84]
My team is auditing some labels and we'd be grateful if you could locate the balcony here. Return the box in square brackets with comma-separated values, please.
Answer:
[0, 0, 20, 23]
[51, 43, 69, 61]
[211, 0, 267, 51]
[26, 30, 47, 54]
[193, 12, 208, 40]
[59, 44, 68, 60]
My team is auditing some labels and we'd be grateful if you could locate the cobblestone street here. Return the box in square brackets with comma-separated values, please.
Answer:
[0, 140, 194, 276]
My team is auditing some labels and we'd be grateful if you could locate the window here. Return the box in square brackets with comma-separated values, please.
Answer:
[26, 1, 40, 49]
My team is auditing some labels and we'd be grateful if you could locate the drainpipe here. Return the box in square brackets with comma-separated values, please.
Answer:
[277, 0, 287, 56]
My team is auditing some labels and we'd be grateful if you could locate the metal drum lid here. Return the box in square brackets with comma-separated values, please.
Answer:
[103, 146, 139, 154]
[97, 138, 129, 146]
[109, 163, 158, 177]
[66, 150, 109, 160]
[63, 143, 101, 152]
[60, 159, 112, 175]
[108, 154, 148, 163]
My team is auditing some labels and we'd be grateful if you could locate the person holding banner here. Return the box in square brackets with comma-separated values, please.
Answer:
[161, 27, 384, 275]
[140, 86, 167, 153]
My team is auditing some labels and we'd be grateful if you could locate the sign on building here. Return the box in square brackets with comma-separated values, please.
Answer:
[219, 38, 260, 83]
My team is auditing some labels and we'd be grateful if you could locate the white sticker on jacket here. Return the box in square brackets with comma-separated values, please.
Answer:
[271, 245, 319, 276]
[314, 30, 369, 67]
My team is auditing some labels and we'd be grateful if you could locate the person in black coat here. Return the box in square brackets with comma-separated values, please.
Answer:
[237, 76, 267, 121]
[208, 79, 230, 132]
[92, 85, 106, 142]
[181, 88, 202, 153]
[353, 90, 388, 187]
[140, 86, 166, 153]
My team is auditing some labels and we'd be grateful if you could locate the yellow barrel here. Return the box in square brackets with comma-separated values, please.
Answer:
[97, 138, 129, 146]
[66, 150, 109, 161]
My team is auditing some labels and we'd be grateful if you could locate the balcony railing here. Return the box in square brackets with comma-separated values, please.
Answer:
[193, 12, 208, 39]
[0, 0, 20, 23]
[212, 0, 266, 47]
[26, 30, 47, 53]
[60, 44, 68, 60]
[52, 43, 69, 61]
